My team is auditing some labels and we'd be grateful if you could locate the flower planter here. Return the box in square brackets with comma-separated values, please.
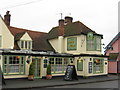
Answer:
[46, 75, 52, 79]
[28, 75, 34, 81]
[28, 62, 34, 81]
[46, 64, 52, 79]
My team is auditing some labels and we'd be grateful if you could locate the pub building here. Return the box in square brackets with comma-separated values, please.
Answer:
[0, 11, 108, 79]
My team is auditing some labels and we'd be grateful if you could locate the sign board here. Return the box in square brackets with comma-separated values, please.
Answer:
[88, 62, 92, 73]
[64, 65, 78, 81]
[67, 37, 77, 50]
[87, 32, 93, 40]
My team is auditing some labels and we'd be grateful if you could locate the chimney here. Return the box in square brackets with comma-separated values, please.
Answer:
[4, 11, 11, 26]
[64, 16, 73, 24]
[58, 19, 64, 27]
[58, 19, 64, 36]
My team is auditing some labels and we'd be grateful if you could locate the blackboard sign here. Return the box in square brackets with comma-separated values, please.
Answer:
[64, 65, 78, 81]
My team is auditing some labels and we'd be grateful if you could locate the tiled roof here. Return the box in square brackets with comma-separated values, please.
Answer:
[8, 26, 54, 51]
[47, 21, 103, 39]
[14, 32, 26, 41]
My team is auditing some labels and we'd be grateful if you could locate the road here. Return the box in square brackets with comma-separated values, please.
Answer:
[49, 80, 119, 88]
[27, 80, 119, 89]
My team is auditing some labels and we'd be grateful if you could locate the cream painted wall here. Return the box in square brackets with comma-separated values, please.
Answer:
[49, 34, 102, 55]
[0, 17, 14, 49]
[49, 38, 59, 52]
[58, 36, 64, 53]
[41, 57, 47, 77]
[20, 32, 32, 41]
[65, 35, 102, 55]
[4, 75, 28, 79]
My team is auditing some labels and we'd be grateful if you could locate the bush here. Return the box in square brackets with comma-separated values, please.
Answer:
[46, 64, 51, 75]
[29, 63, 34, 75]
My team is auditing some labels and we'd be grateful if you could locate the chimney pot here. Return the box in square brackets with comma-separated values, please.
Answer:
[4, 11, 11, 26]
[58, 19, 64, 27]
[64, 16, 73, 24]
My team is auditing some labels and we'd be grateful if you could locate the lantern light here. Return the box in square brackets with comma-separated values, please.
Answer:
[16, 56, 20, 59]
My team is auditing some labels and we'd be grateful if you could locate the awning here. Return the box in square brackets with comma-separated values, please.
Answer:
[108, 53, 119, 61]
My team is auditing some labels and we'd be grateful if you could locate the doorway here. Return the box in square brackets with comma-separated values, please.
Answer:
[32, 57, 42, 78]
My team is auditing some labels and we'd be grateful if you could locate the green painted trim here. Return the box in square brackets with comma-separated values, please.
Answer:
[2, 56, 5, 74]
[95, 36, 102, 51]
[32, 57, 42, 79]
[52, 72, 65, 74]
[62, 58, 64, 73]
[48, 57, 71, 74]
[3, 73, 25, 76]
[2, 55, 26, 75]
[77, 59, 83, 71]
[67, 37, 77, 51]
[93, 58, 104, 74]
[23, 56, 26, 75]
[20, 40, 32, 49]
[86, 35, 101, 51]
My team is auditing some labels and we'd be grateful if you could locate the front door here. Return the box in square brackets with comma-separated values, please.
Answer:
[32, 57, 41, 78]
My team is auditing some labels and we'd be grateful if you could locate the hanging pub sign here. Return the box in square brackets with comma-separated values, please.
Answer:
[87, 32, 94, 40]
[64, 65, 78, 81]
[67, 37, 77, 50]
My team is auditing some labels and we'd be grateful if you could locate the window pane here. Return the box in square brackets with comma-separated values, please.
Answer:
[77, 60, 83, 71]
[87, 39, 95, 50]
[93, 59, 103, 73]
[3, 56, 25, 74]
[4, 56, 7, 64]
[21, 65, 24, 72]
[9, 56, 13, 64]
[96, 36, 101, 50]
[21, 57, 24, 64]
[4, 65, 7, 73]
[49, 58, 54, 72]
[8, 65, 19, 73]
[64, 58, 69, 71]
[55, 58, 62, 72]
[25, 41, 27, 49]
[21, 41, 24, 48]
[28, 41, 31, 49]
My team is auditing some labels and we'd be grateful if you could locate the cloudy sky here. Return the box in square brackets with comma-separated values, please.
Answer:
[0, 0, 119, 53]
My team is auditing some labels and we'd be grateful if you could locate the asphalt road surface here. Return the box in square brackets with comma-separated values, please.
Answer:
[27, 80, 119, 89]
[48, 80, 119, 88]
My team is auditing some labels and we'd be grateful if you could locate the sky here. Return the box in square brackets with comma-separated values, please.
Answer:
[0, 0, 119, 53]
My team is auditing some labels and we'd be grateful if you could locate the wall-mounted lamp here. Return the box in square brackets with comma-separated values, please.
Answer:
[70, 58, 73, 63]
[108, 46, 113, 50]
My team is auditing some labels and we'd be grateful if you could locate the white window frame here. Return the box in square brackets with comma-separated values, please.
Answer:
[20, 40, 32, 49]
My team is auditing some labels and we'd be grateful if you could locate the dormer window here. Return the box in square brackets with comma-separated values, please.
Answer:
[20, 40, 32, 49]
[15, 32, 32, 50]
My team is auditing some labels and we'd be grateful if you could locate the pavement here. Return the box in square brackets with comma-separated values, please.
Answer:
[1, 74, 119, 90]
